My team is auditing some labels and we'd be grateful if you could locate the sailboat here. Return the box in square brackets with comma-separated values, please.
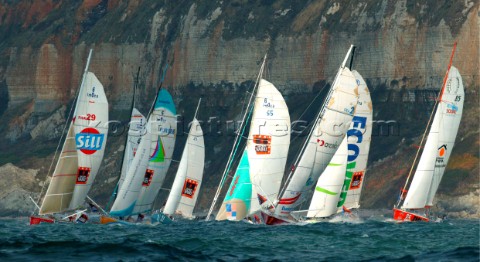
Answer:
[393, 43, 464, 222]
[157, 99, 205, 221]
[109, 86, 176, 220]
[206, 55, 291, 222]
[304, 70, 372, 221]
[30, 49, 109, 225]
[263, 45, 359, 225]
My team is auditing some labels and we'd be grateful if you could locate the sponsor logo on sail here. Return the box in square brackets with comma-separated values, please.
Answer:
[446, 104, 458, 114]
[253, 135, 271, 155]
[338, 116, 367, 207]
[87, 86, 99, 98]
[142, 169, 154, 186]
[182, 179, 199, 198]
[435, 144, 447, 167]
[317, 139, 338, 149]
[75, 127, 105, 155]
[349, 171, 364, 190]
[76, 167, 91, 184]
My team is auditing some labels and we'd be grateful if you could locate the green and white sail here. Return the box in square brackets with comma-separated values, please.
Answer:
[275, 46, 359, 218]
[336, 70, 373, 211]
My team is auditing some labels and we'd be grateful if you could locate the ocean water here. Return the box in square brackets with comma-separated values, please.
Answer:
[0, 214, 478, 261]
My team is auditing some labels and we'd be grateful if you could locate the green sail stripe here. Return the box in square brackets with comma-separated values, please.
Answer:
[327, 163, 343, 167]
[315, 187, 337, 195]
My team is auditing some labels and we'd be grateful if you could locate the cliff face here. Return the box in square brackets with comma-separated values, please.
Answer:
[0, 0, 478, 216]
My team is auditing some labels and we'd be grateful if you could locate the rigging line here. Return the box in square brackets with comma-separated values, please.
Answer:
[396, 41, 457, 207]
[105, 66, 141, 212]
[33, 49, 93, 215]
[276, 45, 355, 207]
[205, 54, 267, 221]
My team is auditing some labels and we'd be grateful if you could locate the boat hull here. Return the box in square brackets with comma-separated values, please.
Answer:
[30, 216, 55, 225]
[260, 211, 297, 225]
[393, 208, 429, 222]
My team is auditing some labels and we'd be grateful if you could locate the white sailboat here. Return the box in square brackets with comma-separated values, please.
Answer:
[305, 70, 372, 220]
[207, 56, 291, 222]
[264, 45, 359, 225]
[30, 49, 109, 224]
[394, 43, 464, 222]
[109, 88, 176, 218]
[162, 99, 205, 219]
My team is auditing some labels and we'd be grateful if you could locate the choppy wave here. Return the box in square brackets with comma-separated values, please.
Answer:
[0, 215, 478, 261]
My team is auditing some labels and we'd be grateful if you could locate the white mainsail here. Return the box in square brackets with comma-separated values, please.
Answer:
[133, 89, 176, 214]
[215, 79, 290, 221]
[68, 72, 109, 210]
[402, 66, 464, 209]
[118, 108, 146, 191]
[247, 79, 291, 213]
[163, 118, 204, 218]
[274, 66, 358, 218]
[337, 70, 373, 210]
[306, 138, 348, 218]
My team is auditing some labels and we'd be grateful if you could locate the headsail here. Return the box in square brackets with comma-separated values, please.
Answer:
[306, 138, 348, 218]
[163, 116, 205, 218]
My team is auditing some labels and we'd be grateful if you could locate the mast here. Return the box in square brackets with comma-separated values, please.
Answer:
[33, 49, 93, 214]
[194, 98, 202, 119]
[205, 54, 267, 221]
[105, 67, 141, 211]
[276, 45, 355, 207]
[396, 42, 457, 207]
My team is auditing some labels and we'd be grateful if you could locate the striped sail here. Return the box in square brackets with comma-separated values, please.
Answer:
[164, 118, 204, 218]
[118, 108, 146, 191]
[39, 124, 78, 215]
[306, 138, 348, 218]
[403, 66, 464, 209]
[133, 89, 176, 214]
[337, 70, 373, 210]
[275, 67, 358, 218]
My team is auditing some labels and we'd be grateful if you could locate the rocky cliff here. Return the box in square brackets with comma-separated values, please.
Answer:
[0, 0, 478, 217]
